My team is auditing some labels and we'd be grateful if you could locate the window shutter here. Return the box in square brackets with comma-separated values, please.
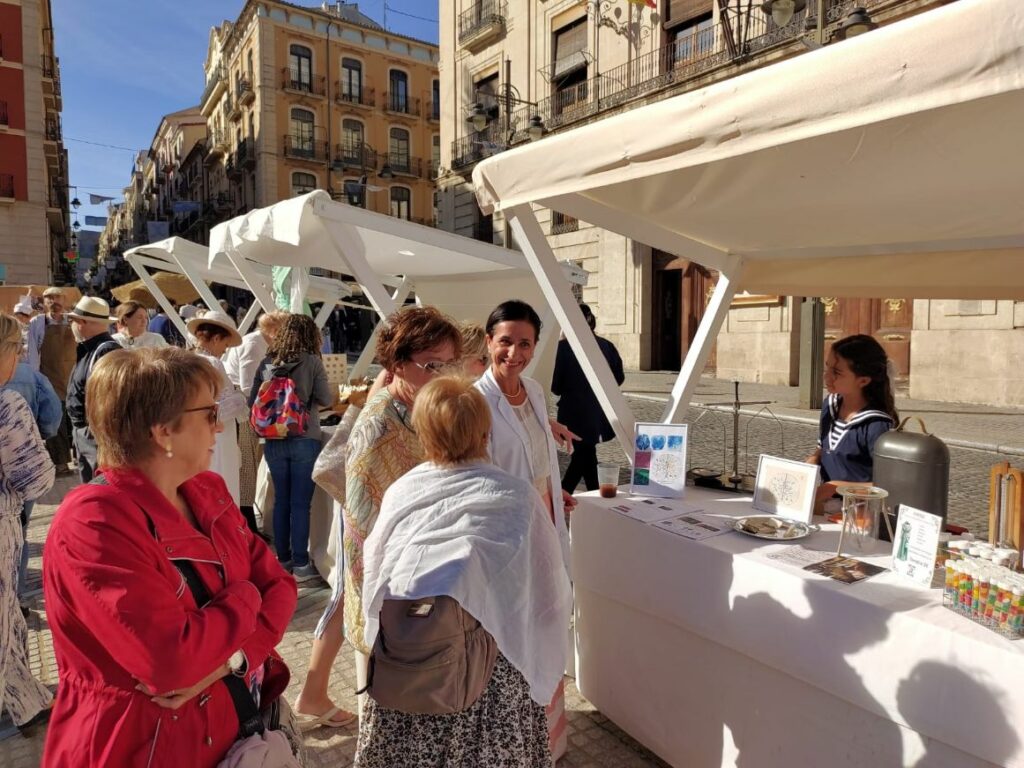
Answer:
[553, 19, 588, 77]
[664, 0, 713, 28]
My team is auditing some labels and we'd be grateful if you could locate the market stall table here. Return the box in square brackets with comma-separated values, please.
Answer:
[572, 487, 1024, 767]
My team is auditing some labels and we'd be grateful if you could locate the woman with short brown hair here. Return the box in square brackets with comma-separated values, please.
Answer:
[112, 300, 168, 349]
[355, 375, 571, 767]
[43, 347, 297, 767]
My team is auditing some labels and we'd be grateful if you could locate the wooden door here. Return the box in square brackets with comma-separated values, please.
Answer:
[652, 251, 717, 372]
[821, 297, 912, 386]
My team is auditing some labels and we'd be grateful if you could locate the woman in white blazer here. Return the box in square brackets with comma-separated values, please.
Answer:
[473, 299, 575, 762]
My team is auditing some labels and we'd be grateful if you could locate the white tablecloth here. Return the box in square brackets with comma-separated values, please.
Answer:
[572, 488, 1024, 768]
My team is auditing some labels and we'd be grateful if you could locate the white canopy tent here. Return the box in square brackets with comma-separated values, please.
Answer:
[473, 0, 1024, 457]
[123, 236, 352, 339]
[208, 191, 587, 380]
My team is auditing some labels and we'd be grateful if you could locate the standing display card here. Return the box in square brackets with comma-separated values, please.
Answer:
[752, 455, 820, 524]
[630, 423, 688, 498]
[891, 504, 943, 586]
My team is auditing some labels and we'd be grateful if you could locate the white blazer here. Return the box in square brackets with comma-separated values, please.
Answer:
[475, 368, 570, 566]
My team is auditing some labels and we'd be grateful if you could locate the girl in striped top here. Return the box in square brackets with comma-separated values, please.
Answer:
[808, 334, 897, 510]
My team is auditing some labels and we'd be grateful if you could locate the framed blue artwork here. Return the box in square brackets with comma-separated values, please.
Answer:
[630, 422, 688, 498]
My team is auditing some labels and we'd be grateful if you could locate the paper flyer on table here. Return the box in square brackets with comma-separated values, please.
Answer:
[652, 512, 734, 541]
[607, 497, 706, 524]
[764, 546, 834, 570]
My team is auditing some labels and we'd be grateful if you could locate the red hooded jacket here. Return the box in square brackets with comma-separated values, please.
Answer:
[42, 468, 297, 767]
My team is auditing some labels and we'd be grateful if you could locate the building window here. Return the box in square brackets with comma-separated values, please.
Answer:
[431, 134, 440, 177]
[342, 119, 364, 163]
[389, 127, 411, 174]
[669, 13, 715, 66]
[388, 69, 409, 112]
[390, 186, 411, 220]
[292, 171, 318, 196]
[552, 18, 589, 117]
[431, 79, 440, 120]
[289, 108, 315, 155]
[341, 58, 362, 102]
[247, 50, 254, 81]
[289, 44, 313, 91]
[474, 72, 500, 125]
[551, 211, 579, 235]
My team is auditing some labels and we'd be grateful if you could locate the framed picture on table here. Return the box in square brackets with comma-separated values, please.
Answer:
[630, 422, 688, 498]
[752, 455, 820, 524]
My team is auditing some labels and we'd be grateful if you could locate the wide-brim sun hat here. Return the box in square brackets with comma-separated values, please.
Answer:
[67, 296, 116, 323]
[187, 310, 242, 348]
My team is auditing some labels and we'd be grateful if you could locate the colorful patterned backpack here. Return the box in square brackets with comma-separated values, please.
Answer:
[250, 374, 308, 439]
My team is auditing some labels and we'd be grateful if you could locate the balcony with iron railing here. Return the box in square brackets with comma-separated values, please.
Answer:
[428, 100, 440, 121]
[385, 153, 423, 178]
[384, 92, 420, 117]
[429, 160, 440, 180]
[336, 82, 375, 108]
[205, 129, 228, 163]
[283, 134, 329, 163]
[201, 64, 225, 108]
[237, 137, 256, 169]
[458, 1, 506, 49]
[237, 76, 254, 105]
[41, 54, 62, 102]
[335, 140, 377, 170]
[551, 211, 579, 235]
[282, 68, 326, 98]
[227, 91, 242, 122]
[0, 173, 15, 200]
[451, 0, 871, 169]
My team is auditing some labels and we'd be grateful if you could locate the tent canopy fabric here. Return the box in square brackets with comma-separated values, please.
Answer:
[472, 0, 1024, 300]
[209, 190, 533, 278]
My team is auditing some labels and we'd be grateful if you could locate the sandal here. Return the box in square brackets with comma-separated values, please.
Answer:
[293, 705, 356, 732]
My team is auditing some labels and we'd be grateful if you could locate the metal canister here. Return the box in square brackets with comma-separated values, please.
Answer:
[872, 417, 950, 540]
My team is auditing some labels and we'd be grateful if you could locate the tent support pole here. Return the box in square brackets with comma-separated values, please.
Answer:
[313, 296, 336, 329]
[350, 278, 413, 380]
[172, 255, 222, 314]
[221, 250, 278, 314]
[321, 224, 399, 320]
[506, 204, 635, 462]
[524, 303, 557, 379]
[661, 266, 739, 424]
[238, 301, 260, 335]
[125, 256, 192, 342]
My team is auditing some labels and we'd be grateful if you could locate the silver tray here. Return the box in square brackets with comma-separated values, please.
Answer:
[733, 515, 817, 541]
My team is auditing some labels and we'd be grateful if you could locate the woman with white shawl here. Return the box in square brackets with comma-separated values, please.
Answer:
[356, 375, 572, 768]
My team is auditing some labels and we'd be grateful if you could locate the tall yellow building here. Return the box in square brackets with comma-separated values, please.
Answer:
[200, 0, 440, 229]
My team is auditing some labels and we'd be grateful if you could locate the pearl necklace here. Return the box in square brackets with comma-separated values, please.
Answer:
[503, 380, 524, 400]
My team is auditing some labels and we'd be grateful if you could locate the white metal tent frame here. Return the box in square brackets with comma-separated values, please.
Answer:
[472, 0, 1024, 465]
[208, 191, 587, 379]
[123, 237, 353, 340]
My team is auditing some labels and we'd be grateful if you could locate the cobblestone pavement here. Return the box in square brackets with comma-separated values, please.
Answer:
[0, 473, 668, 768]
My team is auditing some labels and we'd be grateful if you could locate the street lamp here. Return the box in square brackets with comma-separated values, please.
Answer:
[465, 59, 547, 145]
[527, 115, 546, 142]
[760, 0, 806, 27]
[834, 7, 878, 39]
[466, 103, 489, 133]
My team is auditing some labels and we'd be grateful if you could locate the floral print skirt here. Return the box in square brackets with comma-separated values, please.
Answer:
[354, 654, 551, 768]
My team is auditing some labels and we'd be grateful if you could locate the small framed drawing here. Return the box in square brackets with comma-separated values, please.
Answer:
[630, 423, 688, 498]
[752, 455, 820, 524]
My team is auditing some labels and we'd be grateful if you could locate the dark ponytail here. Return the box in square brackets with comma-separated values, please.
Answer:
[831, 334, 899, 423]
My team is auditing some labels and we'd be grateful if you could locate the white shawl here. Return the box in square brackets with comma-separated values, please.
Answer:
[361, 461, 572, 705]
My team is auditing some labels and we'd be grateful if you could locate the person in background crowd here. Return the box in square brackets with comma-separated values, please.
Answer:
[66, 297, 121, 483]
[188, 311, 246, 505]
[293, 307, 461, 732]
[13, 295, 34, 361]
[148, 298, 184, 347]
[112, 300, 169, 349]
[27, 287, 76, 474]
[552, 303, 625, 493]
[354, 375, 572, 768]
[807, 334, 898, 512]
[459, 321, 489, 378]
[249, 314, 335, 583]
[474, 299, 574, 762]
[3, 351, 62, 615]
[42, 347, 297, 768]
[226, 311, 288, 534]
[178, 302, 199, 321]
[0, 313, 55, 737]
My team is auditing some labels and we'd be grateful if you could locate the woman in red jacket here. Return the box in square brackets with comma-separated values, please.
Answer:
[42, 347, 297, 767]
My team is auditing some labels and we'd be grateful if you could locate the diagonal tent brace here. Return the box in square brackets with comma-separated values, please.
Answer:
[349, 277, 414, 380]
[238, 301, 261, 335]
[219, 248, 279, 317]
[124, 257, 192, 342]
[506, 203, 636, 462]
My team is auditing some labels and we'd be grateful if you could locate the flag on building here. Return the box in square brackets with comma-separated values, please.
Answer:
[88, 193, 116, 205]
[84, 216, 107, 226]
[172, 201, 203, 215]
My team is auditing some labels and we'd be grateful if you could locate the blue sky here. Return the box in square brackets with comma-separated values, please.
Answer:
[53, 0, 438, 232]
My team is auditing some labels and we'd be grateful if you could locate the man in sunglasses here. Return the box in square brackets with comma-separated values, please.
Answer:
[65, 296, 121, 482]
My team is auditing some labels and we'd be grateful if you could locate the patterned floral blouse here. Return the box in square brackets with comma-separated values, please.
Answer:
[342, 389, 423, 654]
[0, 389, 55, 516]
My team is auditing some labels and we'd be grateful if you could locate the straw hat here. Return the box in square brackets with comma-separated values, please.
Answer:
[187, 310, 242, 347]
[67, 296, 115, 323]
[13, 296, 34, 316]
